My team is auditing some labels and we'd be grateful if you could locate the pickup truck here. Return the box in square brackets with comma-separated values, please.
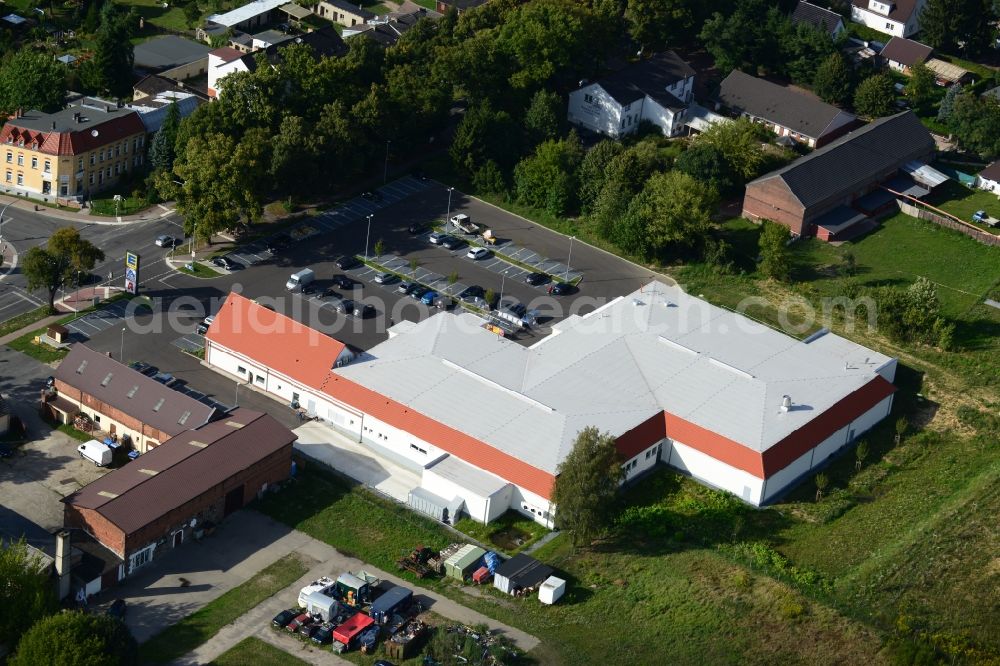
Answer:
[971, 210, 999, 227]
[449, 214, 480, 235]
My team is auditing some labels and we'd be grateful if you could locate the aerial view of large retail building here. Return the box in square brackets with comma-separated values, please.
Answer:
[206, 284, 896, 526]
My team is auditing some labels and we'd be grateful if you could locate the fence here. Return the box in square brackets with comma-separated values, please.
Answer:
[897, 201, 1000, 247]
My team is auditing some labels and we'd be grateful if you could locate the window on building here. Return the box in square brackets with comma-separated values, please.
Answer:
[93, 414, 101, 423]
[410, 443, 427, 454]
[78, 157, 83, 171]
[60, 184, 67, 196]
[237, 366, 246, 374]
[4, 171, 9, 183]
[43, 160, 50, 172]
[16, 173, 22, 185]
[584, 93, 593, 104]
[115, 145, 120, 157]
[99, 151, 105, 162]
[16, 154, 23, 166]
[5, 152, 11, 163]
[90, 153, 96, 165]
[123, 141, 128, 154]
[128, 544, 155, 573]
[291, 392, 300, 402]
[98, 172, 103, 184]
[255, 375, 264, 385]
[30, 157, 37, 169]
[89, 173, 94, 185]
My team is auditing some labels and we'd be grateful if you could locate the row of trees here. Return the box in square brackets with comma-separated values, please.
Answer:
[938, 86, 1000, 159]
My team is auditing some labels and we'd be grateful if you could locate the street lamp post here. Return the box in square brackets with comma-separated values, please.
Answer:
[564, 235, 575, 283]
[235, 380, 241, 407]
[383, 140, 391, 184]
[119, 327, 126, 362]
[364, 214, 374, 261]
[445, 187, 454, 231]
[500, 269, 508, 306]
[189, 224, 197, 260]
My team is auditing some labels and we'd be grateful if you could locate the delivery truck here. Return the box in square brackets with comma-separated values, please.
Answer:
[285, 268, 316, 292]
[78, 439, 112, 467]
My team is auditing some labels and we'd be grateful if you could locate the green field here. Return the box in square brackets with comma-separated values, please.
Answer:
[210, 638, 308, 666]
[139, 554, 311, 663]
[924, 179, 1000, 233]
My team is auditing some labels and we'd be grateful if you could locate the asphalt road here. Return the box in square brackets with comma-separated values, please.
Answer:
[0, 205, 185, 323]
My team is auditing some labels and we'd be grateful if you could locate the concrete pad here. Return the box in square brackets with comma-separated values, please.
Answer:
[292, 421, 420, 502]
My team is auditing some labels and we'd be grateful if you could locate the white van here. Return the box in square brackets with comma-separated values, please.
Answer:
[285, 268, 316, 292]
[78, 439, 112, 467]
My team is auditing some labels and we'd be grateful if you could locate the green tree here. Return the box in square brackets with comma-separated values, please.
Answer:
[813, 52, 854, 105]
[904, 62, 936, 110]
[373, 237, 385, 258]
[623, 170, 717, 257]
[947, 93, 1000, 158]
[269, 114, 319, 195]
[855, 440, 869, 470]
[920, 0, 995, 55]
[87, 3, 136, 98]
[552, 427, 623, 547]
[513, 133, 584, 216]
[675, 142, 736, 194]
[625, 0, 696, 51]
[920, 0, 961, 51]
[0, 538, 58, 650]
[758, 220, 792, 281]
[148, 102, 181, 171]
[695, 117, 768, 181]
[22, 227, 105, 312]
[471, 159, 507, 195]
[523, 89, 563, 145]
[814, 472, 829, 501]
[783, 23, 837, 85]
[576, 140, 624, 212]
[9, 611, 137, 666]
[450, 102, 521, 178]
[937, 83, 961, 122]
[183, 0, 201, 27]
[853, 74, 896, 118]
[0, 50, 66, 115]
[700, 0, 786, 76]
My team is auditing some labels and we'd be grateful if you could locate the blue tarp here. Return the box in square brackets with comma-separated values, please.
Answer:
[483, 551, 502, 574]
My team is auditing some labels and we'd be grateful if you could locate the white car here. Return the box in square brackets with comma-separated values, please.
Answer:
[428, 231, 446, 245]
[466, 247, 490, 260]
[155, 235, 175, 247]
[374, 272, 397, 284]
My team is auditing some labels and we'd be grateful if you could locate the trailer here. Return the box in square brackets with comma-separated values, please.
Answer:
[332, 612, 375, 650]
[298, 576, 337, 607]
[302, 590, 338, 622]
[370, 585, 413, 624]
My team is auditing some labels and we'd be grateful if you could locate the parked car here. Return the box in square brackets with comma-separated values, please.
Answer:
[311, 622, 336, 645]
[396, 281, 411, 294]
[407, 222, 427, 235]
[353, 303, 376, 319]
[428, 231, 446, 245]
[441, 236, 464, 250]
[459, 285, 484, 302]
[550, 281, 573, 296]
[361, 191, 382, 202]
[498, 299, 526, 317]
[408, 285, 429, 300]
[153, 372, 177, 387]
[298, 616, 321, 638]
[155, 235, 176, 248]
[266, 234, 292, 253]
[128, 361, 157, 377]
[330, 274, 356, 289]
[466, 247, 490, 260]
[420, 290, 438, 305]
[335, 255, 361, 270]
[336, 299, 355, 315]
[374, 272, 397, 284]
[106, 599, 127, 619]
[212, 256, 239, 271]
[285, 613, 312, 633]
[525, 272, 550, 286]
[323, 288, 342, 300]
[196, 316, 214, 335]
[272, 609, 299, 629]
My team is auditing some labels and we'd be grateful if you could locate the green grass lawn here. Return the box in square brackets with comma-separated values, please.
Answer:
[209, 637, 308, 666]
[139, 554, 310, 663]
[56, 423, 94, 442]
[453, 511, 548, 555]
[88, 195, 149, 217]
[923, 179, 1000, 232]
[179, 262, 221, 278]
[411, 0, 437, 9]
[116, 0, 193, 32]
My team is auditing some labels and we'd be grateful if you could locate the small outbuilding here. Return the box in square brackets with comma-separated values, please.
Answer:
[538, 576, 566, 605]
[443, 544, 486, 582]
[976, 160, 1000, 195]
[493, 553, 554, 596]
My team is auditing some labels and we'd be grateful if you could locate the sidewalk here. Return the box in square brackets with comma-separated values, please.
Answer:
[0, 193, 176, 225]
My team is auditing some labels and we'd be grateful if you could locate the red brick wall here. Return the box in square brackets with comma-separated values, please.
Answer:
[121, 442, 293, 557]
[742, 178, 808, 236]
[64, 505, 126, 558]
[54, 379, 171, 444]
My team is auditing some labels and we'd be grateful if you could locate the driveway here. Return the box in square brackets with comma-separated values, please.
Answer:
[176, 511, 540, 665]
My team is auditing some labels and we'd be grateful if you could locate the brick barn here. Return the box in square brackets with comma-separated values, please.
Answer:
[62, 409, 295, 579]
[742, 111, 938, 240]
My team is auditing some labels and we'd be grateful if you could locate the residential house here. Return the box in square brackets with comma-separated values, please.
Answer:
[791, 0, 845, 38]
[62, 409, 295, 582]
[133, 35, 212, 82]
[206, 288, 897, 523]
[976, 160, 1000, 195]
[207, 27, 345, 98]
[742, 111, 938, 240]
[716, 70, 856, 148]
[878, 36, 932, 74]
[343, 9, 433, 47]
[203, 0, 287, 34]
[567, 51, 696, 138]
[850, 0, 926, 38]
[313, 0, 374, 27]
[133, 74, 209, 103]
[0, 101, 146, 204]
[45, 344, 217, 453]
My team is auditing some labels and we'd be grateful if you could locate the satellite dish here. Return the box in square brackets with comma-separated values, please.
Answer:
[90, 129, 99, 137]
[189, 518, 197, 528]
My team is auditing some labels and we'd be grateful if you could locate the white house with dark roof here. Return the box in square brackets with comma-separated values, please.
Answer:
[567, 51, 695, 138]
[976, 161, 1000, 195]
[791, 1, 845, 37]
[716, 70, 856, 148]
[851, 0, 926, 38]
[878, 36, 933, 74]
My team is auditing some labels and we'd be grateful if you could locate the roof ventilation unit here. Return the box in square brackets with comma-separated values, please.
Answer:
[780, 395, 792, 412]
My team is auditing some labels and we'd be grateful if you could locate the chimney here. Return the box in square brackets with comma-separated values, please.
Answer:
[780, 395, 792, 412]
[51, 121, 56, 130]
[55, 530, 72, 600]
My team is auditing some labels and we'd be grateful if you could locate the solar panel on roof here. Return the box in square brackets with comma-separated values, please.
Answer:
[127, 385, 139, 398]
[77, 360, 88, 373]
[153, 398, 165, 412]
[101, 372, 113, 387]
